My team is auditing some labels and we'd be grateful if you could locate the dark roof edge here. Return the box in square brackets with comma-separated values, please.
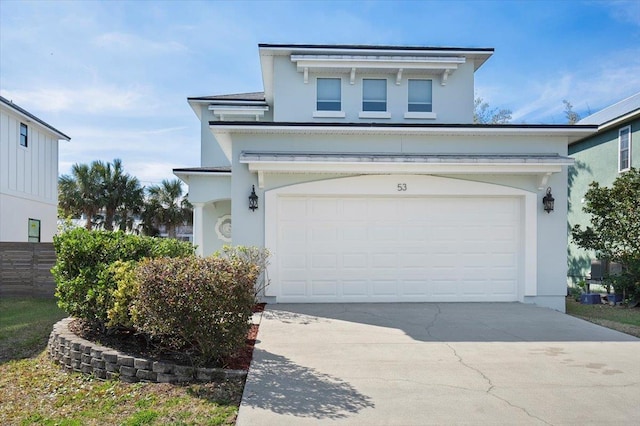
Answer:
[0, 95, 71, 140]
[173, 167, 232, 174]
[208, 121, 597, 130]
[258, 43, 494, 53]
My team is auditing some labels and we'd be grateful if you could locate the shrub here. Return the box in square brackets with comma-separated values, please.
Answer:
[132, 255, 259, 365]
[106, 261, 138, 328]
[216, 245, 270, 299]
[52, 228, 194, 327]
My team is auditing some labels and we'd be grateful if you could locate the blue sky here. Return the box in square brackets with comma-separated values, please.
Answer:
[1, 0, 639, 185]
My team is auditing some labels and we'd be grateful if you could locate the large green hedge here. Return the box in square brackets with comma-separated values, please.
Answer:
[52, 228, 194, 327]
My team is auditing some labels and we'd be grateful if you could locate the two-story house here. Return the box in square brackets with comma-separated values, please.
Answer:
[1, 96, 70, 242]
[567, 92, 640, 284]
[175, 43, 596, 311]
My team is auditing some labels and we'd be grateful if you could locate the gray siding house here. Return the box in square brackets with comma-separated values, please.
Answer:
[568, 92, 640, 283]
[176, 43, 596, 311]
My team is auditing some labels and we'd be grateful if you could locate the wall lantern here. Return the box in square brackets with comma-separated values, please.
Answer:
[249, 185, 259, 211]
[542, 187, 555, 213]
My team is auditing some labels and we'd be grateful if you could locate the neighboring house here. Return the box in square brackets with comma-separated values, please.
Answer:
[0, 96, 70, 242]
[567, 92, 640, 284]
[175, 43, 596, 311]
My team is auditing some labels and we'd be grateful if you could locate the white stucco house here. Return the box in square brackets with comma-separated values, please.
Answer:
[175, 43, 597, 311]
[1, 96, 70, 242]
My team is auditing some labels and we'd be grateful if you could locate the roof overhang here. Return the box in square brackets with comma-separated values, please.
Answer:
[291, 54, 466, 86]
[240, 151, 573, 190]
[0, 96, 70, 141]
[173, 167, 232, 184]
[259, 43, 494, 104]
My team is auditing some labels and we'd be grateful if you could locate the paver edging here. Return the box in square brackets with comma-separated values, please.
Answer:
[47, 317, 247, 383]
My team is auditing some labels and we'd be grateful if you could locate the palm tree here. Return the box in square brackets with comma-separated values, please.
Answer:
[115, 176, 144, 232]
[142, 179, 192, 238]
[58, 163, 102, 230]
[97, 159, 143, 231]
[59, 159, 144, 231]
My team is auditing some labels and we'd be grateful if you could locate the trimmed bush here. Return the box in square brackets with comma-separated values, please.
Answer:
[106, 260, 138, 328]
[52, 228, 194, 327]
[132, 256, 258, 365]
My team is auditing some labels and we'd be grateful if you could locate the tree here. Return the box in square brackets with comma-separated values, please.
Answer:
[473, 97, 512, 124]
[58, 159, 143, 231]
[96, 159, 143, 231]
[142, 179, 192, 238]
[571, 168, 640, 299]
[59, 163, 102, 230]
[563, 100, 580, 124]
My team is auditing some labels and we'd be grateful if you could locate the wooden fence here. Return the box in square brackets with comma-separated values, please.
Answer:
[0, 242, 56, 298]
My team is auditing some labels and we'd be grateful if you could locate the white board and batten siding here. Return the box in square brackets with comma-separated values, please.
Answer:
[1, 104, 61, 242]
[265, 175, 537, 303]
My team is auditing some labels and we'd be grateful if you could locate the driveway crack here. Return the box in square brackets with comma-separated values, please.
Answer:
[443, 343, 552, 425]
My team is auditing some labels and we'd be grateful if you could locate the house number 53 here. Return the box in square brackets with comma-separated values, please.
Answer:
[397, 183, 407, 191]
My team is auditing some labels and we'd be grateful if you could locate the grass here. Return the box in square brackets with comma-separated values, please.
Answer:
[0, 298, 67, 362]
[0, 298, 242, 425]
[566, 297, 640, 338]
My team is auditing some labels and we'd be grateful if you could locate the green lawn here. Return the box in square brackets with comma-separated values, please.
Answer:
[0, 297, 66, 362]
[566, 297, 640, 337]
[0, 298, 241, 425]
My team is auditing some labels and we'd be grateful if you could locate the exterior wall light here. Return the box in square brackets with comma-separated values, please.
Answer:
[542, 187, 555, 213]
[249, 185, 259, 211]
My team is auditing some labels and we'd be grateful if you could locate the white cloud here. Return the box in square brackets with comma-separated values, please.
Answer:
[510, 50, 640, 123]
[1, 85, 150, 114]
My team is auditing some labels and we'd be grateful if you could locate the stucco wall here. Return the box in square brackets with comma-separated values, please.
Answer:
[271, 56, 475, 124]
[0, 193, 58, 242]
[567, 118, 640, 281]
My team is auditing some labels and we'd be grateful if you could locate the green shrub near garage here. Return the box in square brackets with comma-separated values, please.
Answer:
[52, 228, 194, 328]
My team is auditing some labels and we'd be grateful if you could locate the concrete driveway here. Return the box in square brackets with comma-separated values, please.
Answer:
[237, 303, 640, 425]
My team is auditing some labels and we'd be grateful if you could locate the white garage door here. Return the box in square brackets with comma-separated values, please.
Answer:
[273, 195, 521, 302]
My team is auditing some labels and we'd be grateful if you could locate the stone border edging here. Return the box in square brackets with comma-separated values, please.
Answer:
[48, 317, 248, 383]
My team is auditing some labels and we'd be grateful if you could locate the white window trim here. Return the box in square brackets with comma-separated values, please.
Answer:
[359, 111, 391, 119]
[407, 79, 434, 114]
[362, 78, 387, 113]
[404, 112, 437, 119]
[313, 110, 346, 118]
[316, 77, 342, 113]
[618, 125, 632, 173]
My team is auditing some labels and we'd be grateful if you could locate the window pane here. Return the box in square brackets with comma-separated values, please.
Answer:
[363, 79, 386, 111]
[317, 78, 341, 111]
[408, 80, 432, 112]
[20, 123, 28, 147]
[619, 127, 631, 171]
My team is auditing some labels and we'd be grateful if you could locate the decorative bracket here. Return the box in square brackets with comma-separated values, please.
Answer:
[303, 67, 309, 84]
[258, 170, 265, 189]
[441, 69, 450, 86]
[350, 67, 356, 85]
[396, 68, 403, 85]
[538, 172, 552, 190]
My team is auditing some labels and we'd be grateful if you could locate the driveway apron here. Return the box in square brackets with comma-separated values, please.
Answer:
[237, 303, 640, 425]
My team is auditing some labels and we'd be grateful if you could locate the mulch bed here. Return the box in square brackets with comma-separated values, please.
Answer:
[68, 303, 265, 371]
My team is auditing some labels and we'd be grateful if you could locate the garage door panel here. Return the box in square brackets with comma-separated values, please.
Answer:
[276, 194, 520, 302]
[281, 281, 307, 296]
[311, 280, 337, 296]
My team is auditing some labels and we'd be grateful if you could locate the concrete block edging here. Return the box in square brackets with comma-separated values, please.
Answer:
[47, 318, 247, 383]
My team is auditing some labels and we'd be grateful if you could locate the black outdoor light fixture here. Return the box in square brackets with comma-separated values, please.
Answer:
[249, 185, 259, 211]
[542, 187, 555, 213]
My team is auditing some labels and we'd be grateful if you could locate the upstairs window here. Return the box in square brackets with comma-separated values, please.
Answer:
[317, 78, 341, 111]
[619, 126, 632, 172]
[20, 123, 28, 147]
[362, 79, 387, 112]
[408, 79, 433, 112]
